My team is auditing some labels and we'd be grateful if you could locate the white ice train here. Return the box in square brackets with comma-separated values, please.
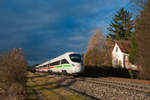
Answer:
[35, 52, 84, 75]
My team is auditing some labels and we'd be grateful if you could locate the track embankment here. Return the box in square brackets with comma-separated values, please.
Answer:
[47, 74, 150, 100]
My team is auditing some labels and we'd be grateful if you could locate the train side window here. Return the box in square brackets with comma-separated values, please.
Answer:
[55, 61, 60, 65]
[50, 61, 60, 66]
[50, 63, 53, 66]
[50, 62, 55, 66]
[40, 66, 43, 68]
[61, 59, 69, 64]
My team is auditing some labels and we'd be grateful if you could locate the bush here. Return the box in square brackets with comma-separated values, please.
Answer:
[0, 48, 27, 99]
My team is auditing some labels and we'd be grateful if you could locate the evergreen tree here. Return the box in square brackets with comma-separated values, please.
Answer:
[108, 8, 134, 40]
[129, 35, 136, 64]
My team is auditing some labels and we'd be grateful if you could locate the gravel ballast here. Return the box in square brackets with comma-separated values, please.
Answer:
[52, 75, 150, 100]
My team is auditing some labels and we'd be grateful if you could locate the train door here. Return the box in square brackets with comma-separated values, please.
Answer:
[61, 59, 70, 73]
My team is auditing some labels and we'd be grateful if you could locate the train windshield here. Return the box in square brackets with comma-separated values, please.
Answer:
[69, 54, 82, 63]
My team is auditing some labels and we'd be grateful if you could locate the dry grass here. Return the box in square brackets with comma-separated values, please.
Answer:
[26, 72, 89, 100]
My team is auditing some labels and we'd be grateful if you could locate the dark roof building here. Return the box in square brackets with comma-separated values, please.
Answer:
[115, 40, 131, 53]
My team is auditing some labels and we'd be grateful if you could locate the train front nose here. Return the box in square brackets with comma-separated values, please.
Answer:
[74, 63, 84, 73]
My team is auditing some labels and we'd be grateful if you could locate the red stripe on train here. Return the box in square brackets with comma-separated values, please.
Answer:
[39, 66, 54, 69]
[39, 68, 48, 69]
[49, 66, 54, 68]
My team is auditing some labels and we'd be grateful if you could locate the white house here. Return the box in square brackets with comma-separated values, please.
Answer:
[112, 40, 137, 70]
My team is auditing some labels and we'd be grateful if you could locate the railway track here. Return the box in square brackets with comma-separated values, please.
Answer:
[75, 77, 150, 94]
[48, 75, 150, 99]
[38, 73, 150, 94]
[34, 73, 150, 99]
[46, 73, 150, 94]
[46, 73, 150, 95]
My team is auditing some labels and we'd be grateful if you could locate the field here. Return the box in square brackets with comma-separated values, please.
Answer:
[26, 72, 89, 100]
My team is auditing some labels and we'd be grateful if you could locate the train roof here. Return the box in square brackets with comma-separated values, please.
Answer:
[35, 52, 80, 68]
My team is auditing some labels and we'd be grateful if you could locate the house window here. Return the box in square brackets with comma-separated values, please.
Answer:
[116, 59, 118, 65]
[116, 47, 118, 52]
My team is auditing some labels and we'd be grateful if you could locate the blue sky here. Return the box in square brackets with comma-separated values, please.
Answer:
[0, 0, 132, 65]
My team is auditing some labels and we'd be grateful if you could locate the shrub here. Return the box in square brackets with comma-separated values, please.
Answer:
[0, 48, 27, 99]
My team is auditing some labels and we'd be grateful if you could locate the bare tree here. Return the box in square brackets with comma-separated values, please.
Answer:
[84, 29, 105, 66]
[0, 48, 27, 99]
[130, 0, 146, 11]
[133, 0, 150, 79]
[103, 38, 114, 66]
[88, 29, 105, 51]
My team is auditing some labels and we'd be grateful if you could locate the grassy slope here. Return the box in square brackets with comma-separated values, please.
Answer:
[26, 72, 89, 100]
